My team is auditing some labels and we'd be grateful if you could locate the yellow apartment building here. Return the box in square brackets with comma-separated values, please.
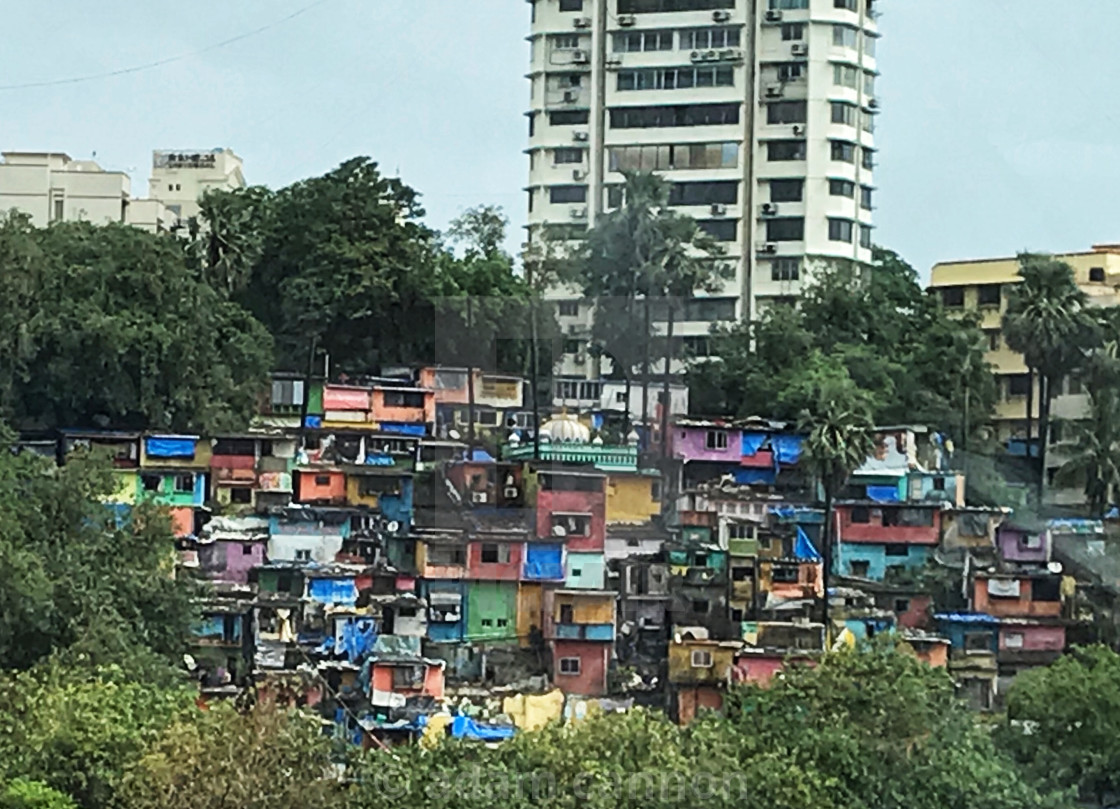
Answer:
[929, 245, 1120, 502]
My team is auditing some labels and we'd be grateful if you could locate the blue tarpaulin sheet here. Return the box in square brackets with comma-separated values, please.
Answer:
[794, 526, 821, 560]
[866, 485, 901, 503]
[308, 578, 358, 605]
[304, 415, 323, 429]
[934, 612, 998, 625]
[342, 619, 377, 662]
[450, 715, 516, 741]
[379, 422, 426, 436]
[523, 543, 564, 580]
[741, 432, 767, 456]
[771, 435, 803, 465]
[365, 453, 395, 466]
[470, 448, 495, 462]
[733, 468, 776, 485]
[145, 436, 196, 458]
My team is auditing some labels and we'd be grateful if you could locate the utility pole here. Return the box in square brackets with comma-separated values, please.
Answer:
[466, 295, 476, 452]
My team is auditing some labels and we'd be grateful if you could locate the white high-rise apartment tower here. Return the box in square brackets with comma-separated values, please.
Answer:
[526, 0, 879, 355]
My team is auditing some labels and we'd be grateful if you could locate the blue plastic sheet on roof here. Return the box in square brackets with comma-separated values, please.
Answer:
[145, 436, 195, 458]
[866, 485, 901, 503]
[379, 422, 426, 437]
[523, 543, 563, 580]
[304, 415, 322, 429]
[794, 526, 821, 560]
[934, 613, 999, 625]
[308, 578, 358, 605]
[470, 448, 495, 462]
[365, 453, 395, 466]
[450, 715, 516, 741]
[741, 432, 767, 456]
[771, 434, 803, 465]
[733, 468, 776, 485]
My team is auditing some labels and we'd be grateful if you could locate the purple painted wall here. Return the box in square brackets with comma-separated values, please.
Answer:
[672, 426, 742, 463]
[996, 527, 1050, 564]
[999, 624, 1065, 651]
[197, 540, 267, 584]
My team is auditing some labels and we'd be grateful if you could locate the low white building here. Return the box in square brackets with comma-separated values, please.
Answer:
[0, 151, 130, 226]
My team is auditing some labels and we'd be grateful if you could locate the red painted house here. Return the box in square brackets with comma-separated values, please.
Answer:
[837, 502, 941, 545]
[536, 470, 606, 552]
[466, 539, 525, 581]
[543, 589, 616, 696]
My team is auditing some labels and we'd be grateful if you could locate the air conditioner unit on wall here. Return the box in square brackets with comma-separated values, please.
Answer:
[574, 17, 591, 28]
[570, 206, 588, 219]
[756, 242, 777, 255]
[713, 10, 731, 22]
[792, 124, 805, 136]
[764, 9, 783, 23]
[760, 203, 779, 217]
[710, 203, 727, 216]
[618, 14, 636, 26]
[764, 84, 783, 98]
[572, 50, 590, 63]
[573, 130, 589, 141]
[791, 42, 808, 57]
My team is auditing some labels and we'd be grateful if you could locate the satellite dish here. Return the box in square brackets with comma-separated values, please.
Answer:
[386, 520, 401, 534]
[1048, 561, 1063, 574]
[448, 429, 461, 441]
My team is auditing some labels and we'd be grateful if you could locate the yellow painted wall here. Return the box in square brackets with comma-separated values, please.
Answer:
[667, 640, 736, 685]
[516, 583, 544, 648]
[606, 473, 660, 524]
[930, 249, 1120, 431]
[345, 477, 379, 508]
[105, 470, 138, 504]
[553, 592, 615, 624]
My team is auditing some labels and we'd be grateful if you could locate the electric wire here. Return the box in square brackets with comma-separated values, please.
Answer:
[0, 0, 332, 91]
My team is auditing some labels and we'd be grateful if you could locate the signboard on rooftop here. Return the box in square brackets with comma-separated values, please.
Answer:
[153, 151, 218, 169]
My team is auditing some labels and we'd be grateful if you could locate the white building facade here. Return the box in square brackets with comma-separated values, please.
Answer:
[0, 152, 131, 227]
[148, 148, 245, 222]
[526, 0, 880, 341]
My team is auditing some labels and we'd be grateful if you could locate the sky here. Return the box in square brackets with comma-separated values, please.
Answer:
[3, 0, 1119, 277]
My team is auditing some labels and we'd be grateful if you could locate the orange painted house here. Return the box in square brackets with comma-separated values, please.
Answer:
[294, 469, 347, 504]
[371, 386, 435, 429]
[973, 575, 1062, 618]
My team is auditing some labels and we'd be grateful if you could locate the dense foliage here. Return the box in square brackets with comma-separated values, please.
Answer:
[0, 430, 197, 672]
[198, 159, 551, 376]
[356, 643, 1063, 809]
[689, 248, 997, 438]
[0, 215, 272, 433]
[1000, 645, 1120, 806]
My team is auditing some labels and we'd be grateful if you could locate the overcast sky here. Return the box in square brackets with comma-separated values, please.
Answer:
[3, 0, 1118, 276]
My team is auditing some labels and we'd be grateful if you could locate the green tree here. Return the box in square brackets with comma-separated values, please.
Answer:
[0, 659, 195, 809]
[118, 701, 345, 809]
[1003, 254, 1099, 499]
[999, 644, 1120, 805]
[240, 157, 445, 372]
[0, 429, 197, 671]
[798, 381, 874, 638]
[1054, 308, 1120, 515]
[188, 185, 273, 296]
[689, 249, 995, 443]
[722, 641, 1063, 809]
[0, 780, 78, 809]
[0, 215, 272, 433]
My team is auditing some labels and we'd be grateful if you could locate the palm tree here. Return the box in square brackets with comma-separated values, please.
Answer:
[578, 172, 730, 440]
[1002, 254, 1099, 501]
[798, 383, 875, 642]
[1055, 310, 1120, 515]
